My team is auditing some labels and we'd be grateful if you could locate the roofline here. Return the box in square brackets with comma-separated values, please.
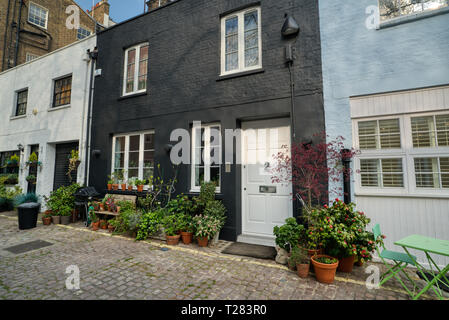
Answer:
[97, 0, 183, 35]
[0, 35, 96, 77]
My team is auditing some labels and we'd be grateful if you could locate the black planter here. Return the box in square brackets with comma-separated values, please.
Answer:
[17, 202, 41, 230]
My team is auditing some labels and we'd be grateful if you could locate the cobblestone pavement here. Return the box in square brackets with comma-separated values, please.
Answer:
[0, 213, 445, 300]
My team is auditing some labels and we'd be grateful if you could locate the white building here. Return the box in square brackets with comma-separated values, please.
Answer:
[0, 35, 96, 201]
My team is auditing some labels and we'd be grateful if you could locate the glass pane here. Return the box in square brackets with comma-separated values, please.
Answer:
[144, 134, 154, 150]
[244, 11, 258, 31]
[245, 47, 259, 67]
[440, 158, 449, 188]
[226, 53, 238, 71]
[436, 114, 449, 146]
[115, 137, 125, 152]
[226, 35, 238, 53]
[129, 135, 140, 151]
[379, 119, 401, 148]
[129, 152, 139, 168]
[210, 166, 220, 187]
[412, 116, 435, 147]
[138, 76, 147, 91]
[140, 45, 148, 61]
[360, 159, 380, 187]
[128, 169, 139, 180]
[225, 16, 238, 35]
[144, 151, 154, 165]
[195, 166, 204, 187]
[415, 158, 439, 188]
[127, 49, 136, 64]
[358, 121, 378, 149]
[114, 153, 124, 169]
[245, 29, 258, 49]
[382, 159, 403, 187]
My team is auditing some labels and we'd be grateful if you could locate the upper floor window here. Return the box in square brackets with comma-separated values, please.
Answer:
[26, 53, 39, 62]
[220, 7, 262, 76]
[53, 76, 72, 108]
[15, 89, 28, 116]
[28, 2, 48, 29]
[123, 43, 149, 96]
[379, 0, 449, 22]
[411, 114, 449, 148]
[358, 119, 401, 149]
[77, 27, 91, 40]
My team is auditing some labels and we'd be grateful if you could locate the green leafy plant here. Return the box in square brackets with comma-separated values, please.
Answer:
[29, 152, 38, 163]
[162, 214, 181, 236]
[7, 154, 20, 166]
[44, 184, 80, 216]
[193, 181, 217, 215]
[89, 210, 98, 223]
[14, 193, 39, 207]
[178, 212, 194, 233]
[26, 175, 37, 184]
[314, 256, 338, 264]
[273, 218, 305, 252]
[136, 208, 166, 240]
[288, 246, 310, 266]
[192, 214, 222, 240]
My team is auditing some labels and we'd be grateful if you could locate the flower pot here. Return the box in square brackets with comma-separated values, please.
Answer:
[107, 184, 112, 191]
[112, 184, 119, 191]
[60, 216, 71, 225]
[52, 216, 61, 224]
[307, 248, 324, 258]
[108, 225, 115, 233]
[99, 203, 104, 211]
[311, 254, 339, 284]
[71, 209, 78, 223]
[338, 255, 356, 273]
[197, 236, 208, 247]
[121, 184, 126, 190]
[116, 206, 121, 214]
[296, 263, 310, 278]
[91, 221, 100, 231]
[99, 219, 106, 226]
[101, 223, 108, 230]
[42, 216, 52, 225]
[166, 234, 180, 245]
[137, 185, 144, 192]
[181, 231, 193, 244]
[128, 185, 133, 191]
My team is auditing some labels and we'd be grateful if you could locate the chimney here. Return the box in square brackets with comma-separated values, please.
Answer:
[88, 0, 111, 26]
[146, 0, 173, 12]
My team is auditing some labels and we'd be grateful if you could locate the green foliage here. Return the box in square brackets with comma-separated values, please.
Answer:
[204, 200, 226, 227]
[273, 218, 305, 252]
[166, 194, 193, 216]
[193, 181, 217, 214]
[113, 206, 142, 234]
[44, 183, 80, 216]
[14, 193, 39, 207]
[314, 256, 338, 264]
[289, 246, 310, 265]
[0, 184, 22, 212]
[136, 208, 166, 240]
[178, 212, 194, 233]
[192, 214, 222, 240]
[70, 150, 79, 161]
[26, 175, 36, 183]
[28, 152, 38, 162]
[162, 214, 181, 236]
[89, 209, 98, 223]
[8, 154, 20, 165]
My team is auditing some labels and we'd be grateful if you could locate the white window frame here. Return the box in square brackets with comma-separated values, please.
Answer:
[220, 6, 262, 76]
[353, 111, 449, 198]
[111, 130, 155, 189]
[28, 2, 48, 29]
[190, 123, 222, 193]
[77, 26, 92, 40]
[378, 0, 449, 23]
[122, 43, 149, 96]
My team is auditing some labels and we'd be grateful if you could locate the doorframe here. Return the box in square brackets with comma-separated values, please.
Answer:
[239, 118, 292, 245]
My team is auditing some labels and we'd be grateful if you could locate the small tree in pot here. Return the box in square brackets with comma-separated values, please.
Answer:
[289, 246, 310, 278]
[163, 214, 181, 245]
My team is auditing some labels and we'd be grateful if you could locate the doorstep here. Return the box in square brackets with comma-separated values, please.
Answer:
[237, 233, 276, 247]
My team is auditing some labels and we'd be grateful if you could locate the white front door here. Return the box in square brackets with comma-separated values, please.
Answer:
[240, 118, 292, 245]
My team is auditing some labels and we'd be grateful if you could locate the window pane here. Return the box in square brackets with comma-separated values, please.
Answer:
[245, 47, 259, 68]
[226, 35, 238, 53]
[358, 121, 378, 149]
[128, 169, 139, 180]
[138, 45, 148, 91]
[115, 137, 125, 152]
[415, 158, 439, 188]
[28, 4, 47, 28]
[129, 135, 140, 151]
[412, 116, 436, 147]
[16, 90, 28, 116]
[382, 159, 404, 187]
[144, 134, 154, 150]
[210, 166, 220, 187]
[440, 157, 449, 188]
[195, 166, 204, 187]
[226, 53, 238, 71]
[125, 49, 136, 93]
[379, 119, 401, 148]
[360, 159, 380, 187]
[436, 114, 449, 146]
[225, 16, 239, 72]
[244, 11, 259, 68]
[226, 17, 238, 35]
[53, 76, 72, 107]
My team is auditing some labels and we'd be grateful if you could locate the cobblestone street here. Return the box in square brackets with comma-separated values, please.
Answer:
[0, 213, 443, 300]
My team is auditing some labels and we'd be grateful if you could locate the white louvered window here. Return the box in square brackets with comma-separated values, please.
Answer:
[358, 119, 401, 150]
[414, 157, 449, 189]
[411, 114, 449, 148]
[360, 158, 404, 188]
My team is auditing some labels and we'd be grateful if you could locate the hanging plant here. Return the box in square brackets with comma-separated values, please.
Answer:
[26, 152, 42, 168]
[26, 175, 37, 184]
[6, 154, 20, 167]
[67, 150, 81, 183]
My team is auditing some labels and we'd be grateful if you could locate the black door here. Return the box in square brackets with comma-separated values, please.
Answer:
[53, 142, 79, 190]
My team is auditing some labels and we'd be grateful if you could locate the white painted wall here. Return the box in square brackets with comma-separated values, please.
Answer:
[0, 35, 96, 204]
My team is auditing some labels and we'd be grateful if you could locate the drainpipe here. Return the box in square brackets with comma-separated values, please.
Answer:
[341, 149, 352, 204]
[84, 47, 98, 186]
[2, 0, 12, 70]
[13, 0, 24, 67]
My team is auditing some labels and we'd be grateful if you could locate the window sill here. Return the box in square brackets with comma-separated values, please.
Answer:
[10, 115, 27, 121]
[118, 91, 147, 101]
[355, 192, 449, 200]
[378, 6, 449, 29]
[48, 104, 71, 112]
[217, 68, 264, 81]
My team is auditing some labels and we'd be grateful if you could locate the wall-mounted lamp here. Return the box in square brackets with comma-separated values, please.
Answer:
[281, 14, 300, 38]
[92, 149, 101, 158]
[17, 144, 24, 152]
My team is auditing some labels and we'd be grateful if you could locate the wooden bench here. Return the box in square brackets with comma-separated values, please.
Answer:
[95, 194, 137, 217]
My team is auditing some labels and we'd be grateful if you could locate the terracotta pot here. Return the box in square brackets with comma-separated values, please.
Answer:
[121, 184, 126, 190]
[52, 216, 61, 224]
[311, 254, 339, 284]
[101, 223, 108, 230]
[338, 255, 356, 273]
[91, 221, 100, 231]
[296, 263, 310, 278]
[197, 236, 208, 247]
[99, 203, 104, 211]
[112, 184, 119, 190]
[307, 248, 324, 258]
[107, 184, 112, 190]
[60, 216, 71, 225]
[128, 185, 133, 191]
[45, 210, 53, 216]
[137, 185, 144, 192]
[166, 234, 180, 245]
[42, 216, 52, 225]
[108, 225, 115, 233]
[99, 219, 106, 226]
[181, 231, 193, 244]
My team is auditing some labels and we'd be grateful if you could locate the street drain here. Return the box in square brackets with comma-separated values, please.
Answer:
[3, 240, 53, 254]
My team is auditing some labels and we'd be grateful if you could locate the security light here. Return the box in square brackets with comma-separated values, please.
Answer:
[281, 15, 300, 37]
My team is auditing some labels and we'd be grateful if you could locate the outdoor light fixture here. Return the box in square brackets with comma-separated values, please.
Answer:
[281, 14, 300, 37]
[17, 144, 24, 152]
[92, 149, 101, 157]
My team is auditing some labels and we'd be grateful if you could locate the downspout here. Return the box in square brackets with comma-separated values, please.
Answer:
[84, 47, 98, 186]
[7, 0, 17, 69]
[13, 0, 24, 67]
[341, 149, 352, 204]
[2, 0, 12, 70]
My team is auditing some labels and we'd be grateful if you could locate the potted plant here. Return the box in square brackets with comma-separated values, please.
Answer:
[311, 255, 339, 284]
[178, 213, 194, 244]
[26, 175, 37, 184]
[90, 210, 99, 231]
[289, 246, 310, 278]
[273, 217, 304, 254]
[100, 220, 108, 230]
[107, 175, 114, 191]
[7, 154, 20, 167]
[108, 219, 118, 232]
[163, 214, 181, 245]
[204, 200, 226, 245]
[127, 178, 135, 191]
[42, 210, 52, 225]
[193, 214, 221, 247]
[60, 206, 72, 225]
[135, 179, 145, 192]
[52, 212, 61, 224]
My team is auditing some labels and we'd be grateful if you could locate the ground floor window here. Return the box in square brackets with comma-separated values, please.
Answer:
[112, 131, 155, 184]
[0, 151, 20, 184]
[191, 123, 221, 192]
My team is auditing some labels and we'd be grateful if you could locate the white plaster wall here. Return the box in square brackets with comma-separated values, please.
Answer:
[0, 35, 96, 202]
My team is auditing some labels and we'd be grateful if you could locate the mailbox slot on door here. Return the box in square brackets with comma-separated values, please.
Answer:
[259, 186, 277, 194]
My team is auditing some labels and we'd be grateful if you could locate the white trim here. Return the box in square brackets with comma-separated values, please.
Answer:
[122, 43, 149, 97]
[28, 2, 48, 30]
[220, 6, 262, 76]
[190, 123, 221, 193]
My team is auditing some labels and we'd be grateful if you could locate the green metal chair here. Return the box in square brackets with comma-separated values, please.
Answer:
[372, 224, 419, 296]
